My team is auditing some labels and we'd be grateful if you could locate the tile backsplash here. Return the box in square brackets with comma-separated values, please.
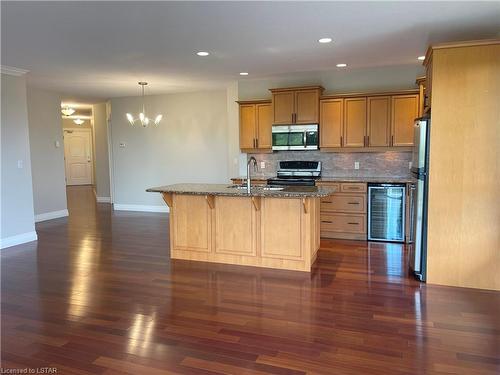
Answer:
[247, 151, 412, 178]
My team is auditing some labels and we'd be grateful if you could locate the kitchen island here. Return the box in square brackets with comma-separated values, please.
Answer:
[147, 183, 335, 271]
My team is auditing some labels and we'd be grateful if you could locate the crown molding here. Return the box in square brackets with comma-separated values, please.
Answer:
[1, 65, 29, 76]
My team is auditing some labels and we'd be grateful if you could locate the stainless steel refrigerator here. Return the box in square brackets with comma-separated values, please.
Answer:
[410, 116, 430, 281]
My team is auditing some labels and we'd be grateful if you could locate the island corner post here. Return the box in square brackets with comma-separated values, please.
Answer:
[148, 184, 336, 272]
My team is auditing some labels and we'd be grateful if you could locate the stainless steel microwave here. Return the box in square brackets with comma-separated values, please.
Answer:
[272, 124, 319, 151]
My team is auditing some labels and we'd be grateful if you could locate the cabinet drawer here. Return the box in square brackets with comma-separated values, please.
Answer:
[340, 183, 367, 193]
[321, 194, 366, 214]
[317, 182, 340, 191]
[320, 213, 366, 234]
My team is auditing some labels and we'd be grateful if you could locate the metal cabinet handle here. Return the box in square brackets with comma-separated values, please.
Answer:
[303, 131, 307, 148]
[348, 202, 359, 205]
[391, 135, 394, 146]
[348, 222, 359, 225]
[367, 135, 370, 146]
[256, 138, 259, 148]
[322, 201, 332, 203]
[340, 136, 343, 147]
[322, 220, 333, 224]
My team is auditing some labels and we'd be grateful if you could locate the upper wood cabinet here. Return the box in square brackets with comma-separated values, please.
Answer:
[320, 90, 419, 151]
[367, 96, 391, 147]
[270, 86, 323, 125]
[344, 98, 367, 147]
[320, 99, 343, 148]
[272, 91, 295, 124]
[256, 103, 272, 149]
[238, 100, 272, 151]
[391, 94, 419, 146]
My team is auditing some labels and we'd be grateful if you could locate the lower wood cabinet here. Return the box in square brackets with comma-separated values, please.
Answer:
[318, 182, 368, 240]
[169, 194, 320, 271]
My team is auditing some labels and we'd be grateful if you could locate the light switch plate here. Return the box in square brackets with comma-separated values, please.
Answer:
[119, 142, 126, 148]
[17, 160, 23, 169]
[354, 161, 360, 170]
[55, 140, 60, 148]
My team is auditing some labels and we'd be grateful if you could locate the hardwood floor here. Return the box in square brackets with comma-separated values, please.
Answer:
[1, 186, 499, 374]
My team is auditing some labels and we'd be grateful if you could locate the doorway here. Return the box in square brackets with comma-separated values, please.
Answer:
[63, 128, 93, 185]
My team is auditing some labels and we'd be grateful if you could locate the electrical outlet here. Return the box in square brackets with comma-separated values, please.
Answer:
[260, 161, 266, 169]
[17, 160, 23, 169]
[409, 161, 413, 169]
[55, 140, 60, 148]
[354, 161, 360, 170]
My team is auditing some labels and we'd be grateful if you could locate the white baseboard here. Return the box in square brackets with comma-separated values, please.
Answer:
[96, 196, 111, 203]
[35, 209, 69, 223]
[0, 231, 38, 249]
[113, 204, 169, 213]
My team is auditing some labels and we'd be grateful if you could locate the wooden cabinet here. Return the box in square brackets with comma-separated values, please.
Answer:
[320, 90, 419, 151]
[238, 100, 272, 151]
[391, 94, 419, 146]
[272, 91, 295, 124]
[317, 182, 367, 240]
[270, 86, 323, 125]
[344, 98, 367, 147]
[320, 99, 343, 148]
[256, 103, 272, 149]
[367, 96, 391, 147]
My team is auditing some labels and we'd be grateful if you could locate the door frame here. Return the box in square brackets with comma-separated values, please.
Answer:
[63, 127, 94, 186]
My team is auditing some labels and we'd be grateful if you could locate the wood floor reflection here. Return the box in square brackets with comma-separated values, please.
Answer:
[1, 186, 499, 374]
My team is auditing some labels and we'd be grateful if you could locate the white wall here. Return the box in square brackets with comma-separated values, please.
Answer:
[110, 89, 228, 209]
[92, 103, 110, 199]
[238, 64, 425, 100]
[1, 73, 37, 248]
[27, 86, 68, 221]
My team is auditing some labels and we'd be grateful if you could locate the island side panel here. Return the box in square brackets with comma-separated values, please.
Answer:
[170, 194, 212, 256]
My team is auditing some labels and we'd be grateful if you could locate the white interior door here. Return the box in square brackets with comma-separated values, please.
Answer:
[64, 129, 93, 185]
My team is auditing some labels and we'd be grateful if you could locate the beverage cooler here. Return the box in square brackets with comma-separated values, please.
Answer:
[368, 183, 406, 242]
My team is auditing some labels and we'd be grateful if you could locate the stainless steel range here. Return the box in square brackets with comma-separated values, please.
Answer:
[267, 161, 321, 186]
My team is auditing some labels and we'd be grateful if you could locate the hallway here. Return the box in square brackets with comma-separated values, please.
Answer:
[1, 186, 499, 374]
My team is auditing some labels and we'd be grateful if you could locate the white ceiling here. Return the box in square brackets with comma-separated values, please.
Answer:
[2, 1, 499, 101]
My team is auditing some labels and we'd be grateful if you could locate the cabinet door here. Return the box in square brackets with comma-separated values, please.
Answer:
[391, 94, 419, 146]
[256, 103, 272, 149]
[239, 104, 256, 149]
[320, 99, 343, 148]
[367, 96, 391, 147]
[295, 90, 319, 124]
[343, 98, 367, 147]
[272, 91, 295, 124]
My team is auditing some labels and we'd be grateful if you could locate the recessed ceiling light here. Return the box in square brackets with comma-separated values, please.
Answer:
[336, 63, 347, 68]
[417, 55, 425, 61]
[239, 72, 249, 76]
[318, 38, 333, 44]
[196, 51, 210, 56]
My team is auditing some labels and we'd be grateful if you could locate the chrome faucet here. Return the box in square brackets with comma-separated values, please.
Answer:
[246, 156, 258, 193]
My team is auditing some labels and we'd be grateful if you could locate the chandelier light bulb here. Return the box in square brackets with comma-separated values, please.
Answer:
[126, 82, 163, 127]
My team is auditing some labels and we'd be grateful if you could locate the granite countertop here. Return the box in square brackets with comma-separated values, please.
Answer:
[147, 183, 336, 198]
[231, 176, 415, 183]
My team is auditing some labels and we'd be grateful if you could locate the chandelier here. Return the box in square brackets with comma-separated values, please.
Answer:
[61, 106, 75, 116]
[73, 118, 84, 125]
[126, 82, 163, 127]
